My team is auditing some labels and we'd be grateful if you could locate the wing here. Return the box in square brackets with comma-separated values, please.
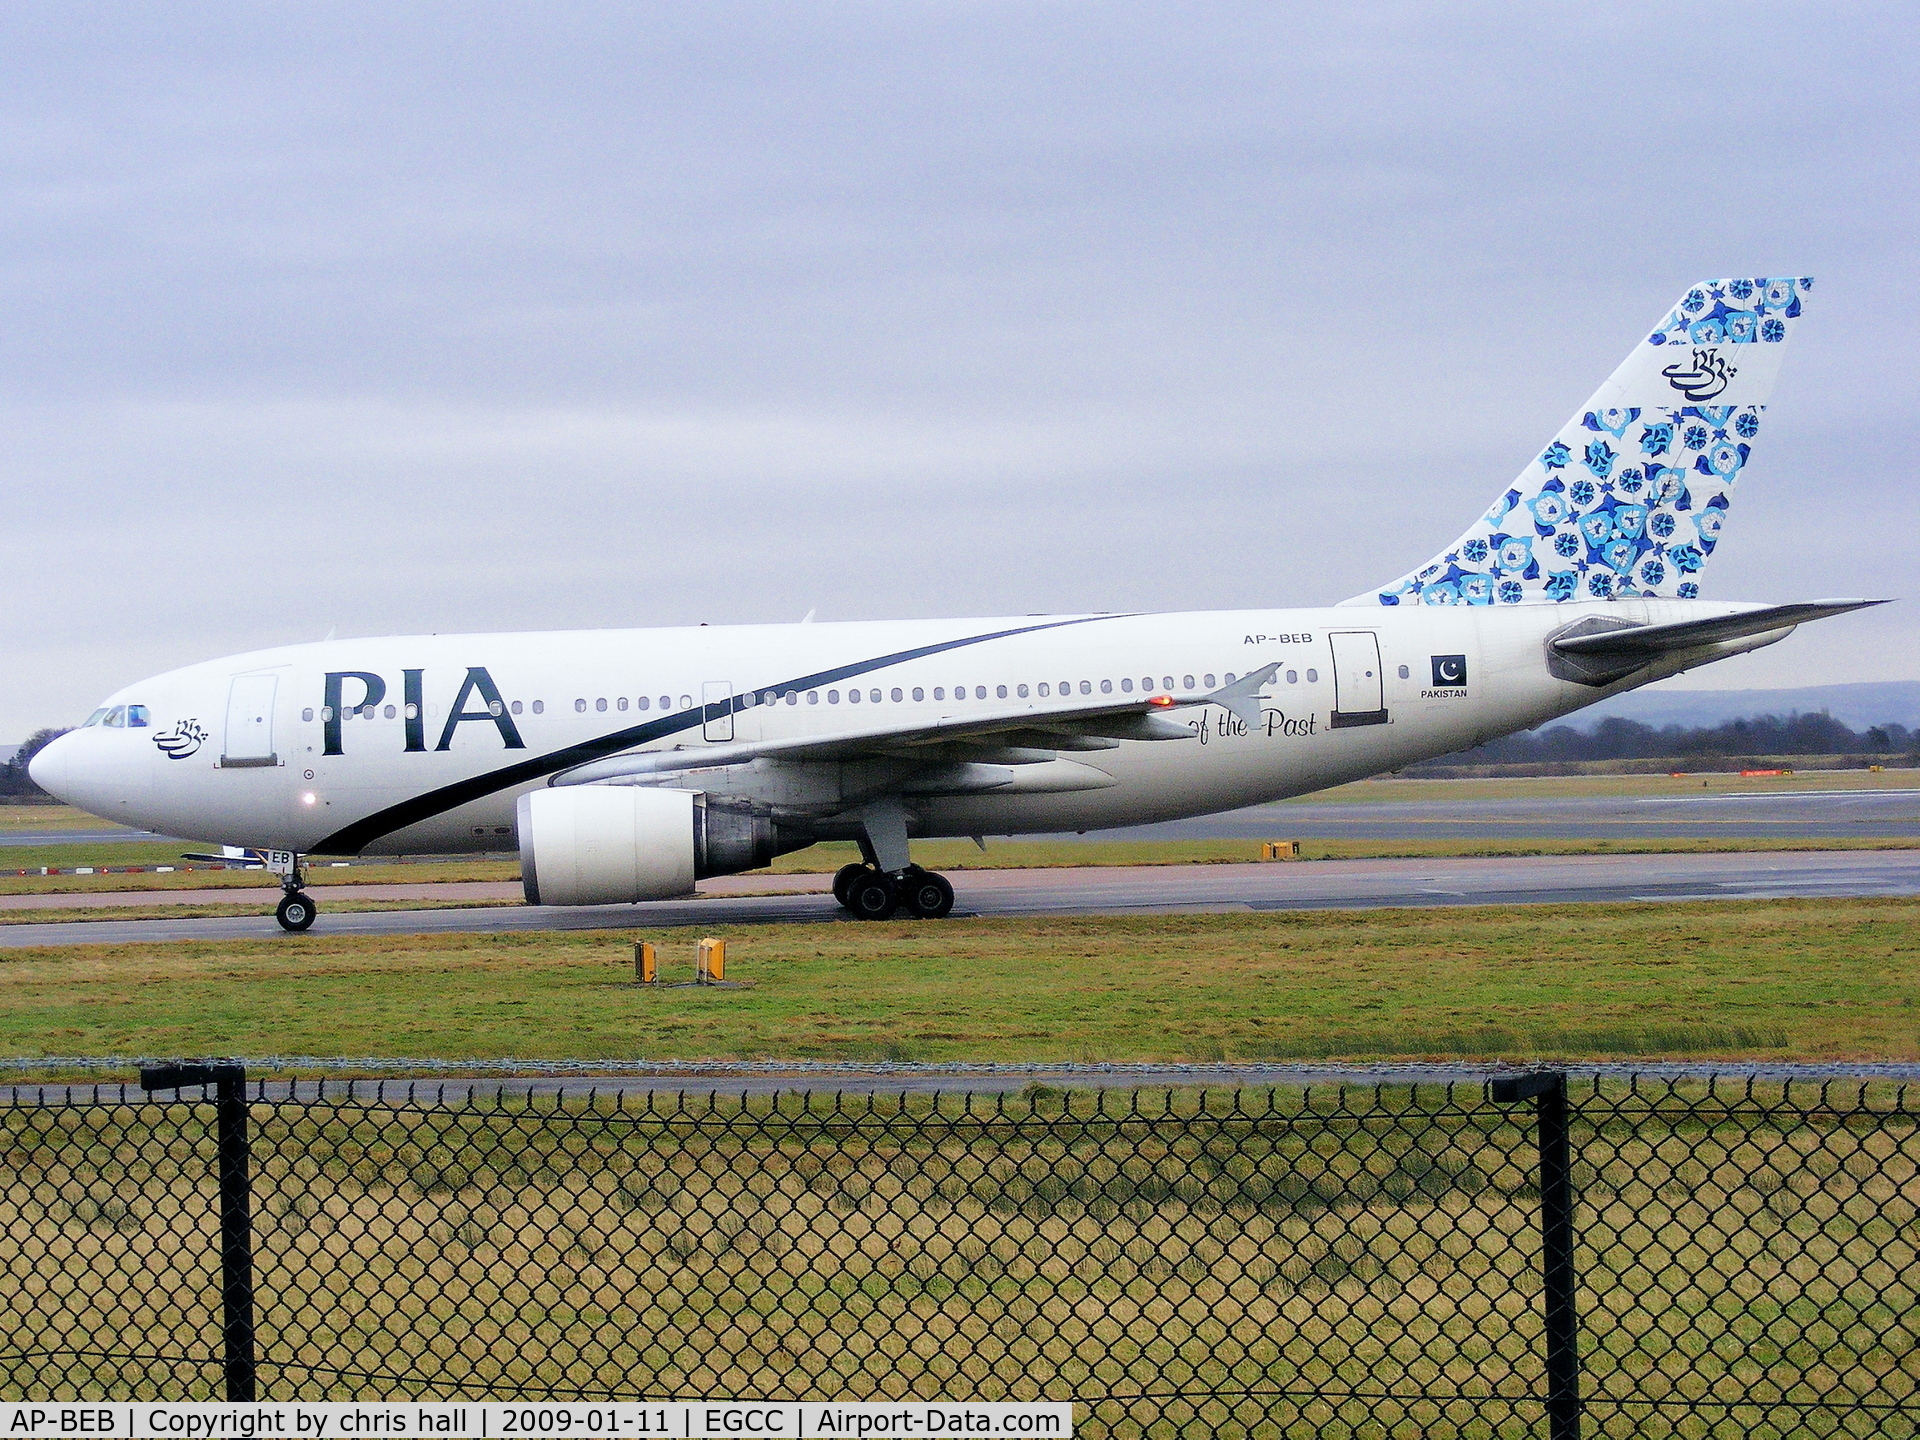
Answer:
[549, 664, 1281, 788]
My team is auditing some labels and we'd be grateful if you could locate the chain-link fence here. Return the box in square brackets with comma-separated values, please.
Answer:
[2, 1072, 1917, 1437]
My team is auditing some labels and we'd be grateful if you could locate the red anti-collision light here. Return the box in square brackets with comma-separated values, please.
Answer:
[1147, 694, 1175, 707]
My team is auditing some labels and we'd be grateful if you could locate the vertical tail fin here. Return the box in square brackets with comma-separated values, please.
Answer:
[1345, 276, 1812, 607]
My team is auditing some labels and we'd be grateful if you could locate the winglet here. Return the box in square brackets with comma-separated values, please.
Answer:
[1204, 663, 1281, 729]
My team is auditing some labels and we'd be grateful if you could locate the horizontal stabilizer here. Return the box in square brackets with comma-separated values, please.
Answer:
[1551, 600, 1886, 658]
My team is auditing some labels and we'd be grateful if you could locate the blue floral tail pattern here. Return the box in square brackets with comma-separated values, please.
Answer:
[1346, 277, 1811, 608]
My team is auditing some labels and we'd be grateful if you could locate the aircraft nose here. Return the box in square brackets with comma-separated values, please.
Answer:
[27, 732, 72, 802]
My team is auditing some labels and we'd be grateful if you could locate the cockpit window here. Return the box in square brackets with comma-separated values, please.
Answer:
[101, 706, 127, 728]
[82, 708, 110, 727]
[126, 705, 150, 728]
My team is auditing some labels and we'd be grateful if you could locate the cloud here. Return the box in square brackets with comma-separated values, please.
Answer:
[4, 1, 1916, 735]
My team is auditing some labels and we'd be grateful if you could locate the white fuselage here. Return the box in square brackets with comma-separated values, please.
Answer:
[35, 597, 1772, 856]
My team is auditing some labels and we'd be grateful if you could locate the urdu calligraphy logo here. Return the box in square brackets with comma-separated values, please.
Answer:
[1660, 348, 1738, 402]
[153, 719, 207, 759]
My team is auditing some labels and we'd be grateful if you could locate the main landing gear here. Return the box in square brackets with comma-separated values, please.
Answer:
[832, 863, 955, 921]
[271, 850, 317, 932]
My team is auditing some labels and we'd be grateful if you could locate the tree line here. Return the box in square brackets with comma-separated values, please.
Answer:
[1437, 712, 1915, 767]
[0, 729, 67, 798]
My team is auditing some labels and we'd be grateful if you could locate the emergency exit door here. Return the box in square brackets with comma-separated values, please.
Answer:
[702, 681, 735, 742]
[1328, 632, 1390, 729]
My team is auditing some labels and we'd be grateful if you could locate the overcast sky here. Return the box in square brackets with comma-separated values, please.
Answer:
[4, 1, 1915, 739]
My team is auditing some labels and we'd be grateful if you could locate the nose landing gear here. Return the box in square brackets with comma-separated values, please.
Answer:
[267, 850, 317, 932]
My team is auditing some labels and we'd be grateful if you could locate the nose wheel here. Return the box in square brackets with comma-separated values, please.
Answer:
[834, 864, 954, 920]
[275, 889, 317, 932]
[270, 850, 317, 931]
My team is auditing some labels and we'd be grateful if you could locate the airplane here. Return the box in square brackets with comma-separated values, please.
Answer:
[29, 275, 1885, 931]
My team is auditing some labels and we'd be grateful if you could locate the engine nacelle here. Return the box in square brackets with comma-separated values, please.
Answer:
[516, 786, 782, 906]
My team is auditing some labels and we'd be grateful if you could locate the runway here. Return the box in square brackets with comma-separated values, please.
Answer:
[5, 847, 1916, 947]
[1074, 785, 1920, 842]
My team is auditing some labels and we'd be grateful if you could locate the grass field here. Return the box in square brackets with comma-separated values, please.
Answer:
[2, 898, 1915, 1066]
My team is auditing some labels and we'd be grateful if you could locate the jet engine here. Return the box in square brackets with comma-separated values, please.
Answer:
[516, 786, 786, 906]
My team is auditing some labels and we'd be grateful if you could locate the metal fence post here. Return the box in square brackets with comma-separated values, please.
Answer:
[141, 1062, 256, 1401]
[1491, 1070, 1580, 1440]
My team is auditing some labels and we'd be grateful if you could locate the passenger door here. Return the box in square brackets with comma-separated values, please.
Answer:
[1327, 632, 1389, 729]
[222, 674, 281, 766]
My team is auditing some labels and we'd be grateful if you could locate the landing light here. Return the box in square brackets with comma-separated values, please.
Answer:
[302, 792, 317, 806]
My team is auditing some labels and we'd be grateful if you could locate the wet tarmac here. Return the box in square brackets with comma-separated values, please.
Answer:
[5, 848, 1916, 947]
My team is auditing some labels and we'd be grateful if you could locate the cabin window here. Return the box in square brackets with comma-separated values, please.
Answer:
[489, 700, 505, 717]
[1017, 683, 1029, 698]
[911, 687, 924, 701]
[679, 695, 691, 709]
[1286, 670, 1298, 685]
[1398, 665, 1410, 679]
[637, 696, 650, 710]
[828, 690, 840, 704]
[870, 689, 882, 703]
[933, 687, 945, 700]
[1120, 678, 1133, 692]
[1183, 675, 1195, 689]
[807, 691, 819, 704]
[1141, 677, 1153, 691]
[891, 688, 904, 702]
[968, 685, 981, 700]
[1078, 681, 1091, 695]
[383, 704, 395, 718]
[532, 700, 545, 715]
[1225, 673, 1236, 684]
[1161, 676, 1174, 691]
[1306, 669, 1319, 683]
[320, 705, 334, 722]
[996, 685, 1008, 699]
[785, 693, 797, 706]
[1100, 679, 1113, 694]
[575, 699, 587, 713]
[1203, 674, 1216, 688]
[849, 689, 861, 704]
[595, 698, 608, 712]
[1038, 683, 1050, 697]
[617, 697, 628, 711]
[405, 703, 419, 719]
[302, 708, 315, 722]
